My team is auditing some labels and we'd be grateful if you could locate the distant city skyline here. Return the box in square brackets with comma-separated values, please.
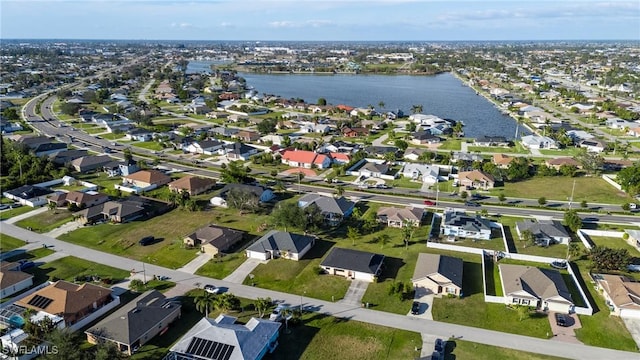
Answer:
[1, 0, 639, 41]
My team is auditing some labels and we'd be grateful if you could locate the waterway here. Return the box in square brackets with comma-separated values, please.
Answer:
[185, 60, 231, 74]
[239, 72, 525, 139]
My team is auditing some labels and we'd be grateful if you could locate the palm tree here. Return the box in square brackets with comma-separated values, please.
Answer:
[194, 291, 216, 316]
[378, 233, 390, 248]
[378, 101, 385, 111]
[411, 104, 423, 114]
[335, 185, 345, 197]
[214, 293, 240, 313]
[520, 229, 535, 248]
[254, 297, 272, 318]
[402, 222, 416, 250]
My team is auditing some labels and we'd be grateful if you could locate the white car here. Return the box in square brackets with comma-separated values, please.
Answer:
[204, 284, 220, 294]
[269, 304, 287, 321]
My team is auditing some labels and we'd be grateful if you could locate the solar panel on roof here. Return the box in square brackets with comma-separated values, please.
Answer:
[27, 295, 53, 309]
[186, 337, 234, 360]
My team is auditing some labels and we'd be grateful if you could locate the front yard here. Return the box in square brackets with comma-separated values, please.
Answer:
[15, 209, 74, 233]
[26, 256, 130, 286]
[0, 234, 25, 252]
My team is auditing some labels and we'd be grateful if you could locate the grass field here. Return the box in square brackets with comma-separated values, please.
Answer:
[195, 252, 249, 279]
[437, 139, 464, 151]
[445, 340, 569, 360]
[131, 141, 165, 151]
[3, 248, 55, 263]
[0, 206, 38, 220]
[0, 234, 25, 252]
[489, 176, 633, 204]
[59, 206, 273, 269]
[588, 236, 640, 256]
[468, 143, 529, 154]
[15, 210, 74, 233]
[27, 256, 130, 285]
[100, 133, 126, 140]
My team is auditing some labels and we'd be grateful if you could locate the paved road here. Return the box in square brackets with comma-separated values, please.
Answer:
[1, 222, 638, 360]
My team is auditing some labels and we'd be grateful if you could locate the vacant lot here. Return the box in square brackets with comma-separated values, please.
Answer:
[446, 340, 568, 360]
[15, 210, 74, 233]
[489, 177, 632, 204]
[26, 256, 130, 285]
[589, 236, 640, 256]
[0, 206, 36, 220]
[0, 234, 24, 252]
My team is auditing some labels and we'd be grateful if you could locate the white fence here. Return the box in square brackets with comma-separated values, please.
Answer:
[426, 242, 484, 255]
[68, 295, 121, 331]
[601, 174, 622, 191]
[481, 251, 506, 304]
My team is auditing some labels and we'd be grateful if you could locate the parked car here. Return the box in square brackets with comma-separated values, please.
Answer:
[138, 236, 155, 246]
[424, 200, 436, 206]
[376, 184, 390, 189]
[157, 275, 170, 281]
[18, 261, 35, 271]
[0, 204, 10, 210]
[434, 338, 445, 353]
[555, 313, 568, 327]
[204, 284, 220, 294]
[465, 201, 481, 207]
[411, 301, 420, 315]
[10, 203, 23, 209]
[269, 304, 288, 321]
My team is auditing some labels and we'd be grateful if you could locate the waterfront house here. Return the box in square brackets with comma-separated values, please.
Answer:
[521, 135, 557, 149]
[400, 163, 440, 184]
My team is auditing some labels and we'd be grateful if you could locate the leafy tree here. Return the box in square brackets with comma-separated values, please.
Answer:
[347, 226, 359, 245]
[255, 297, 272, 318]
[226, 188, 260, 213]
[411, 104, 423, 114]
[589, 246, 630, 272]
[622, 203, 631, 211]
[563, 209, 582, 233]
[60, 102, 81, 115]
[335, 185, 345, 197]
[520, 229, 535, 248]
[498, 193, 506, 203]
[129, 279, 145, 292]
[1, 107, 19, 121]
[377, 233, 390, 248]
[574, 149, 604, 175]
[402, 222, 416, 250]
[42, 329, 83, 360]
[394, 139, 409, 151]
[221, 160, 252, 183]
[616, 162, 640, 196]
[507, 157, 532, 181]
[538, 197, 547, 206]
[559, 164, 578, 177]
[214, 293, 241, 313]
[317, 98, 327, 106]
[256, 118, 277, 134]
[460, 191, 468, 199]
[567, 242, 581, 261]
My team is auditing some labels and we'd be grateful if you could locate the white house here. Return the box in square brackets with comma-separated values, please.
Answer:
[441, 209, 492, 240]
[521, 135, 558, 149]
[320, 247, 385, 283]
[245, 230, 315, 261]
[400, 163, 440, 185]
[499, 264, 573, 314]
[0, 262, 34, 298]
[593, 273, 640, 318]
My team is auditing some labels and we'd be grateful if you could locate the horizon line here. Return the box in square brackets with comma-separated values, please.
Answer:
[2, 38, 639, 43]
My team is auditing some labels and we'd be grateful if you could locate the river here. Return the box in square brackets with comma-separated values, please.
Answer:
[239, 72, 524, 139]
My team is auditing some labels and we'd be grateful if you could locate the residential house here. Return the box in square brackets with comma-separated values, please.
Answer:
[521, 135, 557, 149]
[474, 136, 509, 147]
[184, 225, 246, 257]
[499, 264, 573, 313]
[342, 126, 369, 137]
[122, 170, 172, 189]
[70, 155, 113, 173]
[458, 170, 496, 190]
[220, 183, 275, 203]
[235, 130, 261, 142]
[328, 152, 350, 164]
[411, 254, 463, 296]
[281, 150, 331, 169]
[566, 130, 595, 143]
[579, 139, 607, 153]
[104, 159, 139, 177]
[403, 148, 429, 162]
[75, 198, 150, 224]
[320, 247, 385, 283]
[166, 315, 280, 360]
[246, 230, 316, 261]
[49, 149, 89, 165]
[376, 207, 423, 228]
[125, 128, 153, 142]
[605, 118, 634, 130]
[0, 261, 34, 298]
[364, 145, 398, 158]
[0, 118, 23, 134]
[452, 152, 483, 162]
[47, 190, 108, 208]
[545, 157, 581, 170]
[411, 131, 441, 145]
[220, 142, 260, 161]
[16, 281, 113, 326]
[85, 290, 181, 356]
[441, 209, 492, 240]
[515, 219, 571, 246]
[168, 176, 216, 196]
[350, 160, 391, 179]
[3, 185, 53, 207]
[14, 135, 67, 157]
[492, 154, 514, 169]
[209, 126, 239, 138]
[184, 139, 225, 155]
[400, 163, 440, 185]
[592, 274, 640, 318]
[298, 193, 355, 226]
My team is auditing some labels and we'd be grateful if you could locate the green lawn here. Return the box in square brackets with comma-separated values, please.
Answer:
[26, 256, 130, 285]
[489, 177, 633, 204]
[3, 248, 55, 263]
[59, 207, 273, 269]
[15, 210, 74, 233]
[0, 234, 25, 252]
[446, 340, 569, 360]
[539, 148, 585, 157]
[437, 139, 464, 151]
[101, 132, 126, 140]
[84, 127, 108, 134]
[589, 236, 640, 256]
[0, 206, 38, 220]
[468, 143, 529, 154]
[131, 141, 165, 151]
[571, 260, 638, 351]
[195, 253, 248, 279]
[499, 216, 570, 259]
[390, 176, 424, 190]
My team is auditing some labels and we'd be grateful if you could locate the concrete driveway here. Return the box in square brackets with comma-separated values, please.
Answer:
[409, 287, 434, 320]
[223, 258, 264, 284]
[339, 280, 369, 307]
[177, 252, 211, 274]
[622, 318, 640, 350]
[549, 312, 583, 344]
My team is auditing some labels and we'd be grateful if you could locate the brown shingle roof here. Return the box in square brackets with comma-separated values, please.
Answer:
[16, 280, 111, 316]
[124, 170, 171, 185]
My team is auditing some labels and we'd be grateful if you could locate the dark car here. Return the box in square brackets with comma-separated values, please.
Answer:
[18, 261, 35, 271]
[555, 313, 568, 327]
[434, 338, 445, 353]
[465, 201, 481, 207]
[139, 236, 155, 246]
[411, 301, 420, 315]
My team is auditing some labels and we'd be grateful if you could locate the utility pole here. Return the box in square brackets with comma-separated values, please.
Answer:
[569, 179, 576, 210]
[142, 262, 147, 284]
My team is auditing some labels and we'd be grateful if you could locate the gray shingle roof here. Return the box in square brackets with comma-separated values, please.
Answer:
[320, 247, 385, 275]
[298, 193, 354, 216]
[246, 230, 315, 256]
[499, 264, 572, 303]
[516, 219, 569, 240]
[85, 290, 181, 346]
[412, 253, 463, 288]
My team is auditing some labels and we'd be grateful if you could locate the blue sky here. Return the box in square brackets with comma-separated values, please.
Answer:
[1, 0, 639, 41]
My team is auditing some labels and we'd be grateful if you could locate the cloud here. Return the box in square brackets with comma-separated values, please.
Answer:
[269, 19, 334, 28]
[170, 22, 194, 29]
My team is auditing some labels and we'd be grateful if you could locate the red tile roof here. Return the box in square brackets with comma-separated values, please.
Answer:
[282, 150, 318, 164]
